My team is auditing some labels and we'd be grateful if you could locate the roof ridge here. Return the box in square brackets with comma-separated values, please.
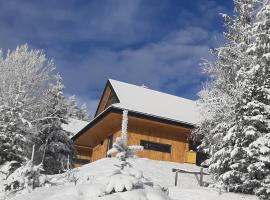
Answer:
[108, 79, 196, 103]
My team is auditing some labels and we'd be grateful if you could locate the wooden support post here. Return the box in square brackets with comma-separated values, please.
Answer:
[200, 167, 203, 186]
[175, 171, 178, 186]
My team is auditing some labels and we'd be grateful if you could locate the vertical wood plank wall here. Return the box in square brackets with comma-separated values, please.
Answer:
[74, 145, 92, 167]
[95, 86, 112, 116]
[90, 119, 191, 163]
[128, 129, 189, 163]
[92, 139, 108, 161]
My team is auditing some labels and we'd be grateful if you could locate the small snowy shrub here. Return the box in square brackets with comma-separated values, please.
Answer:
[103, 110, 171, 200]
[4, 160, 44, 192]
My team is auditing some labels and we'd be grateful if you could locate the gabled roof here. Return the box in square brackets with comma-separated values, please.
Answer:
[72, 79, 200, 142]
[107, 79, 200, 126]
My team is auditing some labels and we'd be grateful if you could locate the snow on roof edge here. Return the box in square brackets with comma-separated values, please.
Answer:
[108, 79, 200, 125]
[108, 79, 196, 103]
[111, 104, 196, 127]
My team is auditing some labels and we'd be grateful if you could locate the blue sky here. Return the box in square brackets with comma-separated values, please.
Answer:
[0, 0, 233, 115]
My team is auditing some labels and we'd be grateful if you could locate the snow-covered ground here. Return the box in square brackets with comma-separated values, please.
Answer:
[3, 158, 258, 200]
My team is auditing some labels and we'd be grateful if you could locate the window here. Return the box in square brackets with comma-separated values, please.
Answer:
[140, 140, 171, 153]
[105, 92, 119, 109]
[107, 135, 113, 158]
[73, 158, 90, 165]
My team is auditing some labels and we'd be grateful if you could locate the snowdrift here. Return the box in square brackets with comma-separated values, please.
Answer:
[4, 158, 258, 200]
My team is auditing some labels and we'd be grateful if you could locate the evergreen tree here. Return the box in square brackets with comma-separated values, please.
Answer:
[196, 0, 254, 179]
[34, 75, 74, 174]
[66, 95, 80, 119]
[195, 0, 270, 198]
[77, 103, 90, 121]
[238, 1, 270, 198]
[66, 96, 90, 121]
[0, 105, 29, 171]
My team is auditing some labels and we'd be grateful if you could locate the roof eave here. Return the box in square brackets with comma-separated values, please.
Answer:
[72, 105, 195, 142]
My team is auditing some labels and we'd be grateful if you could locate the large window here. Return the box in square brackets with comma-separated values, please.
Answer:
[140, 140, 171, 153]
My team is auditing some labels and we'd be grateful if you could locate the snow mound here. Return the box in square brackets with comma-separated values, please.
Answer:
[6, 158, 258, 200]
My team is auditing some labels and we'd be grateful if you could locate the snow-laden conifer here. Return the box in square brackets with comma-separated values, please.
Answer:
[104, 110, 170, 199]
[195, 0, 270, 198]
[107, 110, 143, 161]
[34, 75, 74, 174]
[66, 95, 90, 121]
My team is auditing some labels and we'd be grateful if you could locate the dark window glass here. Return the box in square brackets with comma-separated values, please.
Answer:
[107, 135, 113, 158]
[105, 92, 119, 109]
[73, 158, 90, 165]
[140, 140, 171, 153]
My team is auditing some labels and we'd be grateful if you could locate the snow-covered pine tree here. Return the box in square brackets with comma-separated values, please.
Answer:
[66, 96, 90, 121]
[0, 105, 29, 172]
[236, 1, 270, 198]
[77, 103, 90, 121]
[196, 0, 270, 198]
[104, 110, 169, 199]
[34, 75, 74, 174]
[107, 110, 143, 161]
[66, 95, 80, 119]
[194, 0, 258, 193]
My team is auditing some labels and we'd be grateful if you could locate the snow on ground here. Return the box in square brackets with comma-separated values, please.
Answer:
[5, 158, 258, 200]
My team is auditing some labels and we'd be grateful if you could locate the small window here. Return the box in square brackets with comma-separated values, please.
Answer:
[73, 158, 90, 165]
[140, 140, 171, 153]
[105, 92, 119, 109]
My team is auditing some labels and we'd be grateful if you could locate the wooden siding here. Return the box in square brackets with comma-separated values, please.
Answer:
[96, 85, 112, 116]
[74, 145, 92, 167]
[90, 114, 191, 163]
[92, 140, 108, 161]
[74, 112, 122, 147]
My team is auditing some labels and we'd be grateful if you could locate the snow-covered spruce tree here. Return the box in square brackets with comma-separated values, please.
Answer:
[66, 95, 90, 121]
[103, 110, 170, 200]
[0, 105, 29, 173]
[194, 0, 259, 193]
[34, 75, 74, 174]
[196, 1, 270, 197]
[236, 1, 270, 198]
[107, 110, 143, 162]
[106, 110, 144, 192]
[66, 95, 80, 119]
[77, 103, 90, 121]
[104, 110, 169, 200]
[0, 45, 55, 172]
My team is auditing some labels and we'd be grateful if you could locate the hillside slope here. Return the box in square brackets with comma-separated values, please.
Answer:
[7, 158, 258, 200]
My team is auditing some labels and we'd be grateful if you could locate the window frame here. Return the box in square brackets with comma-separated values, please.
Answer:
[140, 140, 172, 153]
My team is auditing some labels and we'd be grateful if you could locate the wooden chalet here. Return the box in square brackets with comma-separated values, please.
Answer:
[71, 79, 200, 167]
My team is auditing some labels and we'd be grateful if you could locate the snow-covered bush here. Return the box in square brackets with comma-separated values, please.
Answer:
[101, 110, 170, 199]
[107, 110, 143, 161]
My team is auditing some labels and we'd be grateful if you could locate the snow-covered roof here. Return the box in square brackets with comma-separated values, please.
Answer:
[108, 79, 200, 126]
[62, 118, 89, 137]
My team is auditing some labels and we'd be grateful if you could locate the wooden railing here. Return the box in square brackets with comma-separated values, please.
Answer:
[172, 168, 210, 186]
